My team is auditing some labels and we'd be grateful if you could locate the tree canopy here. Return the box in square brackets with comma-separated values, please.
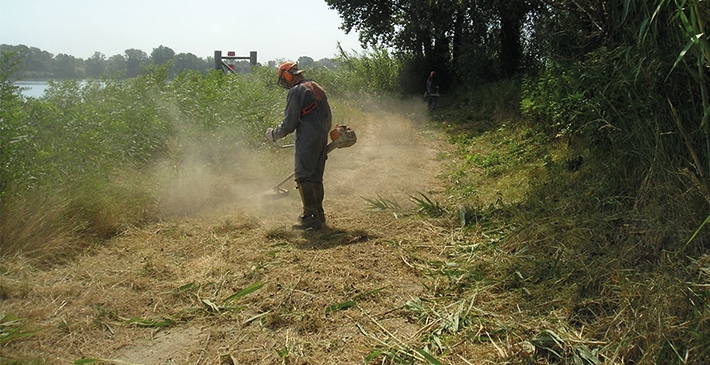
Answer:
[0, 44, 215, 80]
[325, 0, 702, 91]
[1, 44, 345, 81]
[325, 0, 543, 87]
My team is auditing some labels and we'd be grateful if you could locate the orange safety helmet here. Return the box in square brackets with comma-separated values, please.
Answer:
[277, 61, 304, 88]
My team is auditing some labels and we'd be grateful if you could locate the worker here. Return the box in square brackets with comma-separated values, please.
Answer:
[426, 71, 439, 110]
[265, 62, 332, 230]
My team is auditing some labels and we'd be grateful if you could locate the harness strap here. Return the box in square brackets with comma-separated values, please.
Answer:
[300, 81, 325, 116]
[301, 101, 318, 116]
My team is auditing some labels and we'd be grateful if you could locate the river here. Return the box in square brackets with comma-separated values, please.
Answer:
[14, 81, 51, 98]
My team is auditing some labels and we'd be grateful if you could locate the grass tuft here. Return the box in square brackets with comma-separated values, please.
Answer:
[362, 194, 402, 211]
[0, 313, 38, 345]
[410, 192, 446, 217]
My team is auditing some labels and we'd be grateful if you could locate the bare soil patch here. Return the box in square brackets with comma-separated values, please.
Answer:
[0, 101, 487, 364]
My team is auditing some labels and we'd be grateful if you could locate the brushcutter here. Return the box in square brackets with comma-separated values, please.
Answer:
[262, 124, 357, 199]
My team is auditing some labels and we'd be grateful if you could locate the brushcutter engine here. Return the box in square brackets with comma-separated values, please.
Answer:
[327, 124, 357, 153]
[263, 124, 357, 199]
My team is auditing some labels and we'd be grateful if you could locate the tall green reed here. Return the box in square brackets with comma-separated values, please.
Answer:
[0, 59, 286, 256]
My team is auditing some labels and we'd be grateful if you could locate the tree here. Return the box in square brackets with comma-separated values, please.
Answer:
[316, 58, 338, 69]
[53, 53, 82, 79]
[326, 0, 455, 91]
[151, 45, 175, 66]
[526, 0, 616, 62]
[124, 48, 148, 78]
[26, 46, 54, 75]
[174, 52, 208, 74]
[85, 52, 106, 78]
[325, 0, 440, 61]
[106, 54, 126, 76]
[497, 0, 532, 77]
[326, 0, 538, 88]
[0, 44, 54, 78]
[298, 56, 315, 68]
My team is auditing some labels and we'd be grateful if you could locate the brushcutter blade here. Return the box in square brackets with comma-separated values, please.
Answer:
[261, 186, 290, 200]
[262, 172, 295, 200]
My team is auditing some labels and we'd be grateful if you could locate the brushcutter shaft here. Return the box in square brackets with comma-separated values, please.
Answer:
[264, 124, 357, 199]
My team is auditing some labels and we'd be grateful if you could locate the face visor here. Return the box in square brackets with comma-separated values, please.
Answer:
[278, 76, 290, 88]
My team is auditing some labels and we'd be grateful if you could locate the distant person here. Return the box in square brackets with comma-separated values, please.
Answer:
[425, 71, 439, 110]
[265, 62, 332, 230]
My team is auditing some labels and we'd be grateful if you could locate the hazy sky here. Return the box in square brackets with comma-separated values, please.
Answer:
[0, 0, 364, 63]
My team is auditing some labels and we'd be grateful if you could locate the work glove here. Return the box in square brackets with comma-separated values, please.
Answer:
[265, 128, 276, 143]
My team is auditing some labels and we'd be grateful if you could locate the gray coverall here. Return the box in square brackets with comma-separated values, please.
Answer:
[272, 80, 332, 183]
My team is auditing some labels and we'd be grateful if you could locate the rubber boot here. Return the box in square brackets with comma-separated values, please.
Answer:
[314, 181, 326, 225]
[293, 181, 322, 230]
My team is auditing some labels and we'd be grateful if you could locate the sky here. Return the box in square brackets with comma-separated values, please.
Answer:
[0, 0, 365, 63]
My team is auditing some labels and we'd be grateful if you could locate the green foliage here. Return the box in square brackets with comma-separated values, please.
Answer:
[662, 0, 710, 199]
[520, 0, 710, 208]
[325, 0, 514, 88]
[0, 44, 213, 80]
[0, 313, 41, 348]
[173, 281, 264, 317]
[524, 45, 700, 217]
[223, 282, 264, 303]
[0, 50, 24, 104]
[0, 60, 288, 256]
[0, 50, 26, 201]
[362, 194, 402, 211]
[432, 48, 710, 361]
[0, 45, 53, 79]
[520, 62, 593, 139]
[324, 300, 357, 315]
[410, 193, 445, 217]
[333, 46, 403, 97]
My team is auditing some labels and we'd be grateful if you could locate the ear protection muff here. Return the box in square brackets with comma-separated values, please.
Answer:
[282, 69, 293, 83]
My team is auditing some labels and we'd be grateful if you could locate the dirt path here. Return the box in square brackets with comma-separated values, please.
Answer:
[0, 101, 472, 364]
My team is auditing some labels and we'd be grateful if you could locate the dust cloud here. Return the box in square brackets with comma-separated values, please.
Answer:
[0, 98, 453, 365]
[153, 97, 444, 224]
